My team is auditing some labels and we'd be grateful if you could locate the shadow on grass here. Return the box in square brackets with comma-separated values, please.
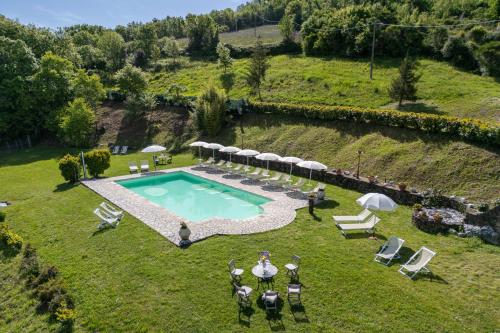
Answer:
[341, 232, 388, 240]
[397, 102, 444, 115]
[289, 301, 310, 324]
[0, 243, 21, 260]
[315, 199, 339, 210]
[91, 227, 115, 237]
[53, 182, 79, 193]
[238, 305, 255, 327]
[255, 296, 286, 331]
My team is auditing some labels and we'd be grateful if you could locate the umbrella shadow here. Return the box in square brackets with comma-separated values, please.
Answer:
[240, 179, 261, 186]
[222, 174, 244, 179]
[261, 185, 287, 192]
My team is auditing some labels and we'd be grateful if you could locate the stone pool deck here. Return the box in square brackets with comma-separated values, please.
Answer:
[82, 166, 309, 246]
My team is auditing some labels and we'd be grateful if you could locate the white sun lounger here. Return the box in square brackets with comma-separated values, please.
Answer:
[140, 160, 149, 173]
[100, 202, 124, 220]
[211, 160, 226, 170]
[333, 209, 372, 223]
[399, 247, 436, 279]
[229, 164, 243, 174]
[94, 208, 120, 229]
[201, 157, 214, 167]
[267, 172, 283, 185]
[247, 168, 262, 180]
[120, 146, 128, 155]
[375, 236, 405, 265]
[256, 169, 269, 181]
[111, 146, 121, 155]
[336, 215, 381, 238]
[285, 178, 305, 191]
[128, 162, 138, 173]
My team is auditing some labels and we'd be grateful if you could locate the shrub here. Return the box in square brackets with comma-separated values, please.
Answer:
[36, 278, 67, 309]
[248, 101, 500, 147]
[0, 210, 5, 222]
[84, 149, 111, 178]
[55, 303, 77, 326]
[19, 243, 40, 279]
[58, 154, 81, 183]
[115, 64, 147, 97]
[195, 83, 227, 136]
[0, 224, 23, 252]
[477, 41, 500, 77]
[467, 26, 488, 44]
[442, 36, 478, 70]
[58, 98, 96, 147]
[31, 265, 59, 288]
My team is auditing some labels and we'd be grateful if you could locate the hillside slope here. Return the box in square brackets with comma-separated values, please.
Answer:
[149, 55, 500, 122]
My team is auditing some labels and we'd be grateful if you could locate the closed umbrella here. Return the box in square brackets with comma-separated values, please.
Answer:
[356, 193, 398, 212]
[280, 156, 304, 175]
[204, 143, 224, 159]
[297, 160, 328, 180]
[236, 149, 260, 166]
[189, 141, 207, 161]
[256, 153, 282, 170]
[220, 146, 241, 162]
[141, 145, 167, 170]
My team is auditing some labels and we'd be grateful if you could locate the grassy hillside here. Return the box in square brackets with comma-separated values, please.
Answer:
[149, 55, 500, 122]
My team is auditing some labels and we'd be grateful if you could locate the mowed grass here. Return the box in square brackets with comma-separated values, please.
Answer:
[1, 147, 499, 332]
[149, 54, 500, 122]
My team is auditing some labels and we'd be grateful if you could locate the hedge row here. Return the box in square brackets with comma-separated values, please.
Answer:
[248, 101, 500, 146]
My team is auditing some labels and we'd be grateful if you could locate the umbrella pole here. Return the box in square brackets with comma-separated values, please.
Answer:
[229, 154, 232, 163]
[267, 160, 269, 170]
[290, 163, 293, 176]
[309, 169, 312, 181]
[198, 147, 201, 161]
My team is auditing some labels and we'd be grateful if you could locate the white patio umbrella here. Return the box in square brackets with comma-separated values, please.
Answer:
[189, 141, 207, 160]
[356, 193, 398, 212]
[236, 149, 260, 166]
[256, 153, 282, 170]
[141, 145, 167, 170]
[204, 143, 224, 159]
[220, 146, 241, 162]
[280, 156, 304, 175]
[297, 160, 328, 180]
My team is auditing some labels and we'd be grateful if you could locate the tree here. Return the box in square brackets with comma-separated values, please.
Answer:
[58, 154, 81, 183]
[185, 14, 219, 55]
[162, 37, 181, 64]
[216, 42, 232, 73]
[279, 14, 295, 43]
[77, 45, 106, 70]
[388, 56, 421, 108]
[133, 49, 148, 68]
[59, 98, 95, 147]
[137, 23, 158, 59]
[477, 41, 500, 77]
[245, 39, 270, 100]
[97, 31, 125, 71]
[83, 149, 111, 178]
[71, 69, 106, 108]
[167, 84, 187, 103]
[195, 83, 227, 136]
[114, 64, 147, 97]
[0, 37, 38, 139]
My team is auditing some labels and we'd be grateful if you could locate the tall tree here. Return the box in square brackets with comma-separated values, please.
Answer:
[162, 37, 181, 65]
[114, 64, 147, 97]
[245, 38, 270, 100]
[388, 56, 421, 108]
[59, 98, 95, 147]
[137, 23, 158, 59]
[185, 14, 219, 55]
[72, 69, 106, 109]
[195, 82, 227, 136]
[216, 42, 233, 73]
[97, 31, 125, 71]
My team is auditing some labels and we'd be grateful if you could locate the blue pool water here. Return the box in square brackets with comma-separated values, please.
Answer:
[117, 172, 271, 222]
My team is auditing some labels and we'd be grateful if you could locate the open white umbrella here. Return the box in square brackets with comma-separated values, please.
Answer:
[297, 160, 328, 180]
[220, 146, 241, 162]
[204, 143, 224, 159]
[189, 141, 208, 161]
[256, 153, 282, 170]
[356, 193, 398, 212]
[141, 145, 167, 170]
[236, 149, 260, 166]
[280, 156, 304, 175]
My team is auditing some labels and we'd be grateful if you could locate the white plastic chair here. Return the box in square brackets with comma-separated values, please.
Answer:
[111, 146, 120, 154]
[374, 236, 405, 265]
[100, 202, 124, 220]
[285, 255, 301, 278]
[140, 160, 149, 173]
[336, 215, 381, 238]
[128, 161, 138, 173]
[120, 146, 128, 155]
[399, 247, 436, 279]
[228, 259, 244, 281]
[94, 208, 119, 229]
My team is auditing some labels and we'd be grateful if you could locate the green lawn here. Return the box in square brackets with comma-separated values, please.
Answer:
[1, 147, 499, 332]
[149, 54, 500, 122]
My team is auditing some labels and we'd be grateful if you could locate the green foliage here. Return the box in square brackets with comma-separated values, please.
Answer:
[249, 101, 500, 146]
[166, 84, 188, 105]
[77, 44, 106, 70]
[161, 37, 181, 64]
[0, 224, 23, 252]
[58, 154, 81, 183]
[245, 39, 270, 100]
[72, 69, 106, 108]
[219, 72, 235, 94]
[125, 92, 158, 118]
[442, 36, 477, 70]
[133, 49, 148, 68]
[216, 42, 233, 73]
[195, 83, 227, 136]
[115, 64, 148, 97]
[467, 26, 488, 44]
[185, 14, 219, 54]
[278, 14, 295, 43]
[477, 41, 500, 77]
[84, 149, 111, 178]
[0, 211, 5, 222]
[19, 244, 39, 280]
[31, 266, 59, 289]
[388, 56, 421, 108]
[97, 31, 125, 71]
[137, 23, 158, 59]
[59, 98, 96, 147]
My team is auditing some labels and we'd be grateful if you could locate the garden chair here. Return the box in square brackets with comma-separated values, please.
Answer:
[333, 209, 372, 223]
[287, 284, 302, 303]
[120, 146, 128, 155]
[234, 283, 253, 307]
[94, 208, 119, 229]
[284, 255, 301, 279]
[262, 291, 279, 313]
[140, 160, 149, 173]
[336, 215, 381, 238]
[111, 145, 121, 155]
[374, 236, 405, 265]
[100, 202, 124, 220]
[228, 259, 244, 282]
[128, 161, 138, 174]
[399, 247, 436, 279]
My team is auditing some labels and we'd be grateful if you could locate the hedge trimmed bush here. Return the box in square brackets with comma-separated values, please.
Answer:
[249, 101, 500, 146]
[84, 149, 111, 178]
[58, 154, 81, 183]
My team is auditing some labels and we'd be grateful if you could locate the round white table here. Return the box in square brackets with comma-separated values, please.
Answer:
[252, 262, 278, 279]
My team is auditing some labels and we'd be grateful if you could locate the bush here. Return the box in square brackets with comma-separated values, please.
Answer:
[84, 149, 111, 178]
[248, 101, 500, 146]
[442, 36, 478, 70]
[36, 278, 67, 309]
[195, 83, 227, 136]
[0, 224, 23, 252]
[19, 243, 40, 279]
[55, 303, 77, 326]
[58, 98, 96, 147]
[0, 210, 5, 222]
[477, 41, 500, 77]
[58, 154, 81, 183]
[31, 265, 59, 288]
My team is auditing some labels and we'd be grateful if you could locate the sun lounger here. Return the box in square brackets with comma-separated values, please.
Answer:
[94, 208, 120, 229]
[236, 165, 251, 175]
[267, 172, 283, 185]
[285, 178, 305, 191]
[247, 168, 262, 180]
[277, 174, 291, 187]
[111, 146, 120, 155]
[120, 146, 128, 155]
[256, 169, 269, 180]
[100, 202, 124, 220]
[229, 164, 243, 174]
[399, 247, 436, 279]
[211, 160, 226, 170]
[140, 160, 149, 173]
[200, 157, 214, 167]
[128, 162, 138, 173]
[374, 236, 405, 265]
[336, 215, 381, 238]
[333, 209, 372, 223]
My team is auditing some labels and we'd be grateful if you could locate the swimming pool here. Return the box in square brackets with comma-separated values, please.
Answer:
[117, 172, 271, 223]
